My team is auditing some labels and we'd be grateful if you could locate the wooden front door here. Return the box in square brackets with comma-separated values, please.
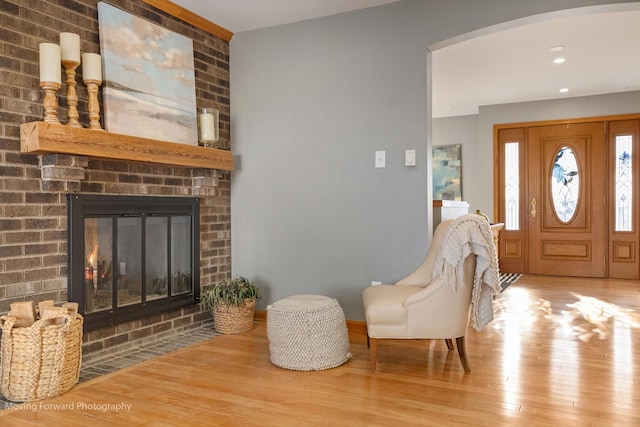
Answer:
[496, 115, 640, 278]
[527, 122, 607, 277]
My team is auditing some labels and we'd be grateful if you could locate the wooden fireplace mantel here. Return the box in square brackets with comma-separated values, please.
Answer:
[20, 121, 234, 171]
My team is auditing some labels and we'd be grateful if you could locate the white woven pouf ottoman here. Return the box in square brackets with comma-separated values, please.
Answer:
[267, 294, 350, 371]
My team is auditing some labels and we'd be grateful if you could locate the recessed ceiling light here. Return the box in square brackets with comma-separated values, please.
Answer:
[550, 45, 565, 52]
[553, 58, 566, 64]
[559, 88, 569, 93]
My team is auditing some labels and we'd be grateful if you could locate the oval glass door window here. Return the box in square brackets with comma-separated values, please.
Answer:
[551, 146, 579, 222]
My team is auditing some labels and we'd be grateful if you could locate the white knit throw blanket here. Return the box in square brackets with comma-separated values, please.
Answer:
[432, 214, 501, 331]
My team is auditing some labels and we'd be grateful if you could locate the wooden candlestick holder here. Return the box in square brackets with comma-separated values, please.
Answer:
[84, 79, 103, 130]
[63, 60, 81, 128]
[39, 81, 61, 124]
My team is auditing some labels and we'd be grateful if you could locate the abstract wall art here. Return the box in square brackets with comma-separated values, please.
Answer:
[98, 2, 197, 145]
[432, 144, 462, 201]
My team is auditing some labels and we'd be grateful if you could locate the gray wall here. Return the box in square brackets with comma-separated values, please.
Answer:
[229, 0, 639, 321]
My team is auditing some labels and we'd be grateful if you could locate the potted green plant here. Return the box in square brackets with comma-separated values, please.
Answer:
[200, 276, 261, 334]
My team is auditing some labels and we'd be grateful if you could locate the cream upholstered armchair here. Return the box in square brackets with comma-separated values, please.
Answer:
[362, 216, 499, 373]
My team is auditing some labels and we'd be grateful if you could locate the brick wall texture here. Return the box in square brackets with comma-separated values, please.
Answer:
[0, 0, 231, 356]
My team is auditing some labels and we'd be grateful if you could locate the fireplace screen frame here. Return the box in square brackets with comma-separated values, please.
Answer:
[67, 194, 200, 331]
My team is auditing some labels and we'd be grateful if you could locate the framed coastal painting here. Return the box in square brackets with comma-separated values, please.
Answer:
[432, 144, 462, 201]
[97, 2, 198, 145]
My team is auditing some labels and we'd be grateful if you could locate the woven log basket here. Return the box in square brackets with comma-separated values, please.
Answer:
[0, 313, 83, 402]
[213, 298, 256, 334]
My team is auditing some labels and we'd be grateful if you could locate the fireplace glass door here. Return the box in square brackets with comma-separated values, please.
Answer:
[146, 216, 167, 302]
[170, 216, 192, 296]
[69, 195, 199, 331]
[84, 217, 115, 313]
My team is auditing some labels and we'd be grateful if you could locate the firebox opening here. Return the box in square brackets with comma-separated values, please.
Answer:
[67, 194, 200, 331]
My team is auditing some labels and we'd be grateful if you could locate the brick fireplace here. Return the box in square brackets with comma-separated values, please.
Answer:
[1, 149, 231, 356]
[0, 0, 232, 357]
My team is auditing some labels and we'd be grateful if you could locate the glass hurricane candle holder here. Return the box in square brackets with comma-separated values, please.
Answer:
[198, 108, 219, 147]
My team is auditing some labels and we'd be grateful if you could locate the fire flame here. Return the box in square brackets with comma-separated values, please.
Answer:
[88, 245, 98, 268]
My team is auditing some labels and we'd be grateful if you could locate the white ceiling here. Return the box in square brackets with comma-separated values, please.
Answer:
[172, 0, 401, 33]
[172, 1, 640, 118]
[432, 9, 640, 117]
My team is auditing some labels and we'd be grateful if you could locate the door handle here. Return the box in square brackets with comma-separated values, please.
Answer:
[530, 198, 537, 218]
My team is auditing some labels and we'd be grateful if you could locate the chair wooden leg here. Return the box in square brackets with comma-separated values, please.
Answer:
[455, 336, 471, 373]
[445, 339, 454, 350]
[366, 333, 370, 348]
[369, 337, 378, 373]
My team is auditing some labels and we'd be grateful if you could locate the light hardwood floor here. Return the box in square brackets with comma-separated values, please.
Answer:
[1, 275, 639, 426]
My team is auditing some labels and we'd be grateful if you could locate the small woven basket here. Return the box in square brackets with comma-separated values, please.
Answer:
[0, 313, 83, 402]
[212, 298, 256, 334]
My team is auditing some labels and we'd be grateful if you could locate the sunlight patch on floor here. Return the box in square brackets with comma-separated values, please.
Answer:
[492, 286, 640, 342]
[557, 293, 640, 341]
[490, 284, 639, 415]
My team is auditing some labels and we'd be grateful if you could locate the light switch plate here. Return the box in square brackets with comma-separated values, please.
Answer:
[375, 151, 385, 168]
[405, 149, 416, 166]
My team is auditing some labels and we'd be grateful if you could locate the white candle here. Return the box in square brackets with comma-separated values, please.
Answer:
[39, 43, 61, 84]
[82, 53, 102, 82]
[198, 108, 219, 143]
[60, 32, 80, 63]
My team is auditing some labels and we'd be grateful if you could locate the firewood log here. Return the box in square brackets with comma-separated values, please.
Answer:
[9, 301, 37, 327]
